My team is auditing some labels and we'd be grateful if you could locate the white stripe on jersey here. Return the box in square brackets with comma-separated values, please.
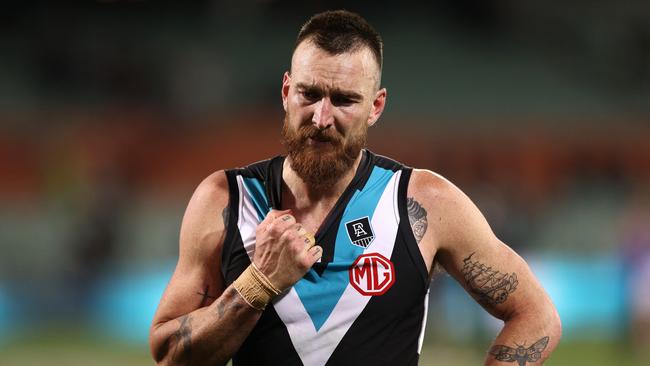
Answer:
[272, 170, 402, 366]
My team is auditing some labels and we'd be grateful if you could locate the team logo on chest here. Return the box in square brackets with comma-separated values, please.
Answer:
[349, 253, 395, 296]
[345, 216, 375, 248]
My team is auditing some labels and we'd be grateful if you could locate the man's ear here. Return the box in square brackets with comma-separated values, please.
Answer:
[282, 72, 291, 112]
[367, 88, 387, 126]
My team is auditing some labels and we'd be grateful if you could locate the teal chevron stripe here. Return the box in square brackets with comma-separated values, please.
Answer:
[293, 166, 395, 331]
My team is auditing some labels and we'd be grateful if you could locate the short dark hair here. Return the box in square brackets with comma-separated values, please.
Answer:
[295, 10, 383, 71]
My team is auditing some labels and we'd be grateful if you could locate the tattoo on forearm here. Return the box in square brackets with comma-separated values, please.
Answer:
[215, 288, 245, 319]
[462, 252, 518, 305]
[162, 289, 243, 363]
[489, 336, 549, 366]
[407, 197, 427, 243]
[171, 315, 193, 362]
[197, 285, 218, 307]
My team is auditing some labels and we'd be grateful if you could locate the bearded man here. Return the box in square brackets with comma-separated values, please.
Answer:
[150, 10, 561, 366]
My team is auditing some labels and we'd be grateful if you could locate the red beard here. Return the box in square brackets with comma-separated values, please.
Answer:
[281, 113, 367, 190]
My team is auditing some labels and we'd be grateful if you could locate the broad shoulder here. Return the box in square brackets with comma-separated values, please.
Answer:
[179, 170, 230, 261]
[190, 170, 229, 208]
[407, 168, 469, 213]
[407, 169, 494, 252]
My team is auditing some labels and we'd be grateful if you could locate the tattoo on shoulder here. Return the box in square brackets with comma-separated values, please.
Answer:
[171, 315, 193, 362]
[462, 252, 518, 306]
[407, 197, 427, 243]
[489, 336, 549, 365]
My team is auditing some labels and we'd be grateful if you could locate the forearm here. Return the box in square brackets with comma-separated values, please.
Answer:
[484, 303, 562, 366]
[151, 286, 262, 366]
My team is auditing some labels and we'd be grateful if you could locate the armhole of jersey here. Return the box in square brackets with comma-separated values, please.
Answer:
[221, 169, 241, 282]
[397, 167, 430, 288]
[265, 156, 284, 209]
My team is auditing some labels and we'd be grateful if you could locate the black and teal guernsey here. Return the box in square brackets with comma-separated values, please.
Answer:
[222, 150, 430, 366]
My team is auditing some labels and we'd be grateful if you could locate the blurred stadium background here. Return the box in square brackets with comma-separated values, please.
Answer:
[1, 1, 649, 365]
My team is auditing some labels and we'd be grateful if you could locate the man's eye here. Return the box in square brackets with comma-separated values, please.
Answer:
[331, 96, 353, 106]
[302, 91, 320, 101]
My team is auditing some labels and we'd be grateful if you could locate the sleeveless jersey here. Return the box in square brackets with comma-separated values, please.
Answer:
[222, 150, 430, 366]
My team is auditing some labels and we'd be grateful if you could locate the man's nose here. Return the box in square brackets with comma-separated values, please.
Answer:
[312, 97, 334, 129]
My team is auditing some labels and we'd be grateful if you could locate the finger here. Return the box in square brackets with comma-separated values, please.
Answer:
[266, 213, 297, 237]
[275, 212, 296, 224]
[307, 245, 322, 262]
[290, 224, 316, 250]
[294, 224, 307, 236]
[258, 209, 291, 231]
[273, 212, 296, 230]
[295, 225, 315, 248]
[261, 209, 291, 225]
[303, 231, 316, 248]
[293, 224, 315, 244]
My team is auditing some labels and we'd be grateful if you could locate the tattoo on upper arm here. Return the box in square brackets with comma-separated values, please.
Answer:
[407, 197, 427, 243]
[462, 252, 518, 306]
[171, 315, 193, 362]
[489, 336, 549, 365]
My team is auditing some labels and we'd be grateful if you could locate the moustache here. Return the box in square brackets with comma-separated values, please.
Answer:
[298, 126, 342, 144]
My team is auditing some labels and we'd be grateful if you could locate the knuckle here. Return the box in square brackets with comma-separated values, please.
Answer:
[296, 259, 308, 271]
[267, 222, 283, 236]
[281, 229, 296, 242]
[290, 241, 304, 255]
[300, 257, 313, 270]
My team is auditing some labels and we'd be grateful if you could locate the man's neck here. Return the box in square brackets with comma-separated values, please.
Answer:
[282, 150, 364, 210]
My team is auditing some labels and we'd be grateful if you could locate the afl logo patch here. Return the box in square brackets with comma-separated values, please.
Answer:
[349, 253, 395, 296]
[345, 216, 375, 248]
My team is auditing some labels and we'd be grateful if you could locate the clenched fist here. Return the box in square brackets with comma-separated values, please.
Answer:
[253, 209, 322, 291]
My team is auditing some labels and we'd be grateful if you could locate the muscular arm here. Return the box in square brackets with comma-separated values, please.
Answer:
[149, 171, 322, 365]
[408, 170, 562, 365]
[149, 171, 261, 365]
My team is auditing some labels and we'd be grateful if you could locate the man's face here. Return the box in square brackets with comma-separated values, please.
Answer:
[281, 40, 386, 189]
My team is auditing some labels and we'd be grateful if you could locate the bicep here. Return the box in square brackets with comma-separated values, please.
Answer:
[152, 255, 225, 328]
[151, 171, 229, 328]
[413, 170, 546, 320]
[437, 235, 543, 320]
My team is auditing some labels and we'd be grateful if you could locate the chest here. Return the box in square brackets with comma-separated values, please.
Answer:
[224, 165, 433, 362]
[236, 166, 413, 273]
[231, 167, 419, 313]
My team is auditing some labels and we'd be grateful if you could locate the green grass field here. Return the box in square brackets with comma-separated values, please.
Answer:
[1, 327, 648, 365]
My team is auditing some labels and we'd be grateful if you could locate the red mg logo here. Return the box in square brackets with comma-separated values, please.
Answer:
[349, 253, 395, 296]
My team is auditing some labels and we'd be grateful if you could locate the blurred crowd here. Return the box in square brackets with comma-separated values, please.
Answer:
[0, 1, 649, 359]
